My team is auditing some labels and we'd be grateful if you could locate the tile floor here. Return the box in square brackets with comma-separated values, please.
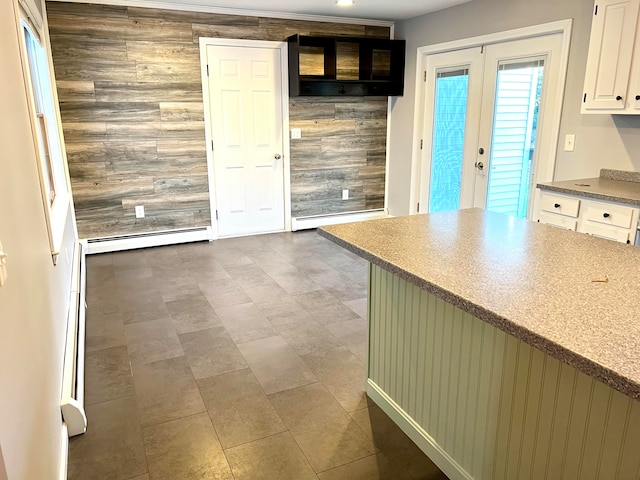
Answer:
[70, 230, 449, 480]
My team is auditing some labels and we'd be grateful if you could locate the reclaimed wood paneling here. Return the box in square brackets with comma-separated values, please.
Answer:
[289, 95, 387, 216]
[47, 1, 390, 237]
[55, 80, 95, 103]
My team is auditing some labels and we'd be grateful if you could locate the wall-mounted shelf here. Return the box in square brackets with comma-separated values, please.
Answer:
[287, 34, 405, 97]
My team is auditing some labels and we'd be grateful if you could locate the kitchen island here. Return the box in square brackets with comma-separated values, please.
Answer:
[319, 209, 640, 480]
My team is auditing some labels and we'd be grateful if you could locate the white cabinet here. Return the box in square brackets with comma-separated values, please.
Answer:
[536, 191, 639, 243]
[582, 0, 640, 113]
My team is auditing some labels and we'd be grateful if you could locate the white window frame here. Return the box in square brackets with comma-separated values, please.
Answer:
[17, 2, 72, 261]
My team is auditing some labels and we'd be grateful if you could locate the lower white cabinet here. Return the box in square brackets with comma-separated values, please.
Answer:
[536, 190, 639, 243]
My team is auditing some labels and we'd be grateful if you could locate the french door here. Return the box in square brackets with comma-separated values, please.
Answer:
[419, 34, 564, 218]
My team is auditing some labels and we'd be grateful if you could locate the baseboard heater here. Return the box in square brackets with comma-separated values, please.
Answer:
[61, 241, 87, 437]
[291, 209, 387, 231]
[85, 226, 213, 254]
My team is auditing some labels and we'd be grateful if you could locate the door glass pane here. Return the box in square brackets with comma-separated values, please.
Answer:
[429, 68, 469, 213]
[486, 58, 544, 218]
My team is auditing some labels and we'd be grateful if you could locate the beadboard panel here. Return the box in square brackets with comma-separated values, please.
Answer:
[47, 1, 389, 238]
[368, 264, 640, 480]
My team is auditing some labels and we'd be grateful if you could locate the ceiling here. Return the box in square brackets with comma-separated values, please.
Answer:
[133, 0, 472, 22]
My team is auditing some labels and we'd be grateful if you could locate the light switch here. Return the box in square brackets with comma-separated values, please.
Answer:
[135, 205, 145, 218]
[0, 241, 7, 287]
[564, 134, 575, 152]
[291, 128, 302, 139]
[342, 189, 349, 200]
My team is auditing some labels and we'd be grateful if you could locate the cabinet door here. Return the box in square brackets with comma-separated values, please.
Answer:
[582, 0, 640, 112]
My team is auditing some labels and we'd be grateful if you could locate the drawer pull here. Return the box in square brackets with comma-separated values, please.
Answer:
[554, 203, 560, 208]
[616, 95, 623, 101]
[603, 212, 610, 218]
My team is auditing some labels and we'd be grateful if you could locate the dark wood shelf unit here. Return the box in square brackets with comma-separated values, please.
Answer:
[287, 34, 405, 97]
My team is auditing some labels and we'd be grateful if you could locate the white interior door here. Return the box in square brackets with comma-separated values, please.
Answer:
[205, 42, 286, 238]
[419, 33, 565, 218]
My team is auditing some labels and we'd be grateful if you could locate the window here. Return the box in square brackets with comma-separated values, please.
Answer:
[20, 12, 71, 259]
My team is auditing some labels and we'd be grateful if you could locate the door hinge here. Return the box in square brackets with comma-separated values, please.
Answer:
[211, 140, 214, 151]
[206, 64, 209, 76]
[583, 93, 587, 103]
[424, 71, 427, 82]
[417, 202, 420, 212]
[420, 139, 423, 149]
[215, 210, 218, 220]
[594, 4, 598, 15]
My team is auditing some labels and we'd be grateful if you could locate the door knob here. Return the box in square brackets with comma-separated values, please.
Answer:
[475, 161, 484, 170]
[274, 154, 282, 160]
[478, 147, 485, 155]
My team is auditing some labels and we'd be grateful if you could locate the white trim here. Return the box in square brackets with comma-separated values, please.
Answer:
[409, 19, 573, 216]
[383, 23, 396, 213]
[200, 37, 292, 237]
[47, 0, 394, 26]
[292, 209, 388, 231]
[85, 226, 213, 254]
[59, 424, 68, 480]
[366, 379, 473, 480]
[61, 241, 87, 437]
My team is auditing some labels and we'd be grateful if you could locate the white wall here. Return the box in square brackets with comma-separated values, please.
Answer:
[0, 0, 76, 478]
[388, 0, 640, 216]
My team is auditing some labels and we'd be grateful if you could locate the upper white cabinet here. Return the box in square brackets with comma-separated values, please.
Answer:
[582, 0, 640, 113]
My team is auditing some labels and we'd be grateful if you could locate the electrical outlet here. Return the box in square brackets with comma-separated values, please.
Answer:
[342, 189, 349, 200]
[135, 205, 145, 218]
[564, 134, 575, 152]
[291, 128, 302, 139]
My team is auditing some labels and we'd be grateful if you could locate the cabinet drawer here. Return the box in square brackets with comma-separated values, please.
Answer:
[580, 222, 631, 243]
[538, 212, 578, 231]
[582, 201, 635, 228]
[540, 193, 580, 218]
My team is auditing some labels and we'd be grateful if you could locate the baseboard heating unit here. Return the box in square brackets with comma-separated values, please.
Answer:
[292, 209, 387, 231]
[61, 241, 87, 437]
[85, 226, 214, 254]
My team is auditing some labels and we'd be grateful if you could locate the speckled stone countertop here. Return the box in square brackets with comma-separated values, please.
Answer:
[537, 169, 640, 206]
[318, 209, 640, 401]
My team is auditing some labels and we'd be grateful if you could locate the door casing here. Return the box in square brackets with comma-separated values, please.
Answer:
[199, 37, 291, 239]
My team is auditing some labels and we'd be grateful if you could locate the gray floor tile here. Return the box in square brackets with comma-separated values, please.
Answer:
[179, 326, 247, 379]
[302, 347, 370, 412]
[198, 368, 286, 448]
[120, 290, 171, 325]
[225, 432, 317, 480]
[199, 279, 252, 309]
[343, 298, 368, 319]
[85, 310, 127, 353]
[76, 232, 447, 480]
[132, 356, 206, 427]
[124, 318, 184, 365]
[143, 413, 232, 480]
[237, 335, 317, 394]
[269, 383, 376, 472]
[350, 405, 448, 479]
[215, 303, 278, 344]
[84, 345, 135, 406]
[310, 303, 362, 326]
[269, 271, 322, 294]
[317, 453, 408, 480]
[276, 322, 344, 356]
[166, 292, 221, 334]
[67, 396, 147, 480]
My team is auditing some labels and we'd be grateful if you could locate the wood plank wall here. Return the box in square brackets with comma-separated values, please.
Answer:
[45, 2, 390, 238]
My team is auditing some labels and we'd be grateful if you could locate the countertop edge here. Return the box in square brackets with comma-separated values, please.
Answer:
[537, 182, 640, 207]
[318, 226, 640, 401]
